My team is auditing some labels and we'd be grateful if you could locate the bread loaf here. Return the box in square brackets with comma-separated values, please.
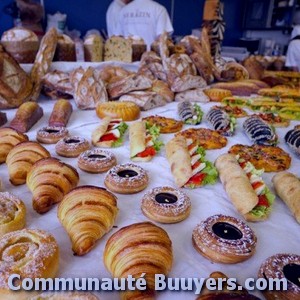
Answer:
[54, 34, 76, 62]
[104, 36, 132, 62]
[84, 34, 103, 62]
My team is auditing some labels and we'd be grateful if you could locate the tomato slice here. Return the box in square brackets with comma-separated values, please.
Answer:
[136, 146, 156, 158]
[99, 133, 118, 142]
[252, 181, 264, 190]
[239, 161, 247, 169]
[192, 161, 201, 170]
[186, 173, 206, 185]
[258, 195, 269, 207]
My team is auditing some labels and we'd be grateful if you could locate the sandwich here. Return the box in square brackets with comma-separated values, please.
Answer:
[221, 96, 249, 107]
[278, 107, 300, 120]
[166, 136, 218, 188]
[130, 121, 163, 162]
[215, 153, 275, 222]
[92, 117, 128, 147]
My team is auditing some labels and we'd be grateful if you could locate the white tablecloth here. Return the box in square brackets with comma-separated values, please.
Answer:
[1, 98, 299, 300]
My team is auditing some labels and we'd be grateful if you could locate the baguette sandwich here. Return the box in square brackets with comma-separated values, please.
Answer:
[92, 117, 128, 147]
[215, 153, 275, 222]
[129, 121, 163, 162]
[221, 96, 249, 107]
[166, 136, 218, 188]
[278, 107, 300, 120]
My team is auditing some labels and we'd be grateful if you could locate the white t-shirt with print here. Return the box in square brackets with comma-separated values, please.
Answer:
[106, 0, 126, 37]
[117, 0, 174, 48]
[286, 40, 300, 71]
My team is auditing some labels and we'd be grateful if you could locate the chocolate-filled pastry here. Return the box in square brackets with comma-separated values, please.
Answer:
[10, 102, 43, 133]
[141, 186, 191, 223]
[243, 116, 277, 146]
[0, 112, 7, 127]
[36, 126, 69, 144]
[258, 253, 300, 300]
[55, 136, 90, 158]
[177, 101, 203, 125]
[285, 126, 300, 156]
[48, 99, 73, 127]
[104, 163, 149, 194]
[206, 107, 236, 136]
[192, 214, 257, 264]
[78, 149, 117, 173]
[0, 127, 28, 164]
[6, 141, 50, 185]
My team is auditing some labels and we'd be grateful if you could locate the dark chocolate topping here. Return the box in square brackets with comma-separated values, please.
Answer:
[155, 192, 178, 204]
[212, 222, 243, 240]
[283, 263, 300, 288]
[117, 170, 138, 178]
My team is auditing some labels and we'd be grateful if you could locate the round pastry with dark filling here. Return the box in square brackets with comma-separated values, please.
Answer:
[104, 163, 149, 194]
[36, 126, 69, 144]
[192, 214, 257, 264]
[78, 149, 117, 173]
[55, 136, 90, 158]
[258, 253, 300, 300]
[141, 186, 191, 223]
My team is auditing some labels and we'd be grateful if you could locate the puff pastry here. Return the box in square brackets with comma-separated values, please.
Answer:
[6, 141, 50, 186]
[48, 99, 73, 127]
[58, 186, 118, 256]
[0, 192, 26, 237]
[104, 221, 173, 299]
[0, 127, 28, 164]
[27, 158, 79, 214]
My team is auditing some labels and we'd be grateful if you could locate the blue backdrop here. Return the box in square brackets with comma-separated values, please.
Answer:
[0, 0, 244, 46]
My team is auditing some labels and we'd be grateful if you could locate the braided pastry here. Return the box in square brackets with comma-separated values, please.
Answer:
[0, 127, 28, 164]
[104, 222, 173, 299]
[0, 229, 59, 299]
[58, 186, 118, 256]
[27, 158, 79, 214]
[0, 192, 26, 237]
[6, 141, 50, 185]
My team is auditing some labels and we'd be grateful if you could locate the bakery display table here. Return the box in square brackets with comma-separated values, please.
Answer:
[1, 97, 299, 300]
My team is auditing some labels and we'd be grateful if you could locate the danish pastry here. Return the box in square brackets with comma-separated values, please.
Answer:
[27, 158, 79, 214]
[0, 127, 28, 164]
[6, 141, 50, 185]
[0, 229, 59, 299]
[0, 192, 26, 237]
[36, 126, 69, 144]
[58, 186, 118, 256]
[141, 186, 191, 223]
[104, 222, 173, 299]
[258, 253, 300, 300]
[78, 149, 117, 173]
[104, 163, 149, 194]
[48, 99, 73, 127]
[192, 214, 257, 264]
[55, 136, 90, 158]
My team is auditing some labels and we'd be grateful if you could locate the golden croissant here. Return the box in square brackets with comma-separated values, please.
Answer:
[104, 222, 173, 299]
[27, 158, 79, 214]
[6, 141, 50, 185]
[0, 127, 28, 164]
[58, 185, 118, 256]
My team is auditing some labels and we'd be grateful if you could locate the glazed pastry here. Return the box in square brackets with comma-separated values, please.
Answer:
[27, 158, 79, 214]
[48, 99, 73, 127]
[0, 112, 7, 126]
[272, 172, 300, 223]
[10, 102, 43, 133]
[192, 214, 257, 264]
[141, 186, 191, 223]
[36, 126, 69, 144]
[58, 186, 118, 256]
[30, 292, 99, 300]
[78, 149, 117, 173]
[96, 101, 140, 121]
[104, 163, 149, 194]
[285, 126, 300, 156]
[177, 101, 203, 125]
[55, 136, 90, 158]
[0, 127, 28, 164]
[6, 141, 50, 185]
[91, 117, 128, 148]
[0, 229, 59, 299]
[243, 116, 278, 146]
[0, 192, 26, 237]
[258, 253, 300, 300]
[104, 222, 173, 299]
[206, 107, 236, 136]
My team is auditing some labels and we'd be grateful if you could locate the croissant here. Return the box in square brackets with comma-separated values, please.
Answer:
[0, 127, 28, 164]
[26, 158, 79, 214]
[6, 141, 50, 185]
[58, 185, 118, 256]
[104, 221, 173, 299]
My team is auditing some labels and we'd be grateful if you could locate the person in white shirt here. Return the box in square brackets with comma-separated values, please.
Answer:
[106, 0, 131, 37]
[117, 0, 174, 49]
